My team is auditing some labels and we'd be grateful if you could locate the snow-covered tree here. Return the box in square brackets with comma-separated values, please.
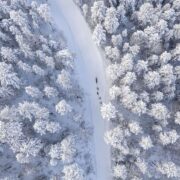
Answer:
[49, 136, 76, 165]
[9, 9, 30, 34]
[48, 143, 61, 166]
[159, 130, 179, 145]
[1, 47, 17, 62]
[60, 135, 77, 164]
[92, 24, 106, 46]
[101, 103, 117, 121]
[173, 24, 180, 40]
[159, 51, 171, 65]
[106, 63, 123, 82]
[130, 30, 148, 47]
[105, 46, 120, 61]
[105, 126, 124, 149]
[0, 86, 14, 99]
[121, 72, 136, 86]
[139, 136, 153, 150]
[159, 64, 175, 85]
[139, 91, 150, 103]
[25, 86, 42, 98]
[128, 121, 142, 135]
[44, 86, 58, 98]
[0, 120, 23, 146]
[44, 56, 55, 69]
[149, 103, 169, 122]
[135, 60, 148, 75]
[156, 162, 178, 178]
[33, 120, 61, 135]
[15, 35, 33, 58]
[111, 34, 123, 47]
[17, 138, 43, 163]
[0, 62, 21, 89]
[151, 91, 164, 102]
[175, 111, 180, 125]
[91, 1, 106, 24]
[109, 85, 121, 100]
[55, 49, 74, 69]
[173, 0, 180, 11]
[62, 163, 84, 180]
[46, 121, 61, 134]
[37, 3, 51, 22]
[55, 100, 72, 116]
[135, 158, 147, 174]
[82, 4, 88, 17]
[121, 90, 138, 110]
[32, 65, 45, 76]
[136, 3, 157, 26]
[146, 31, 163, 54]
[144, 71, 160, 89]
[56, 70, 72, 90]
[120, 54, 134, 73]
[113, 164, 127, 179]
[174, 66, 180, 80]
[18, 101, 49, 121]
[33, 120, 48, 136]
[17, 61, 32, 73]
[104, 7, 119, 34]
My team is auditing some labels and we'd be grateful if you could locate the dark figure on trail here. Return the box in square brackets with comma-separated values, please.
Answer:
[95, 77, 98, 83]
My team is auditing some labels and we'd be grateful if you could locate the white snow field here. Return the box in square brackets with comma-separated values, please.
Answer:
[49, 0, 112, 179]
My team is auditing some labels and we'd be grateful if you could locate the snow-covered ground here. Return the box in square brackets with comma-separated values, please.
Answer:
[49, 0, 111, 179]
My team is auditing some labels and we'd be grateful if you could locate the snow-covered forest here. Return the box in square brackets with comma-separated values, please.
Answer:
[0, 0, 94, 179]
[77, 0, 180, 179]
[0, 0, 180, 179]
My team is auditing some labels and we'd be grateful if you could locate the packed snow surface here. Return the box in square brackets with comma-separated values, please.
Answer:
[49, 0, 111, 179]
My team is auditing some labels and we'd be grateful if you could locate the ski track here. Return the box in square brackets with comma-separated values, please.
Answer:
[49, 1, 111, 179]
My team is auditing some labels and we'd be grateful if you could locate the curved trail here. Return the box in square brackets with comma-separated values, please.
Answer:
[49, 1, 111, 179]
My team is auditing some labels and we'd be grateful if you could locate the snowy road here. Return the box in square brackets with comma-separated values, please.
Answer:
[49, 0, 111, 179]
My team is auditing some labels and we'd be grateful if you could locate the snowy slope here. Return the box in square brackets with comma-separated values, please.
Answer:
[49, 0, 112, 179]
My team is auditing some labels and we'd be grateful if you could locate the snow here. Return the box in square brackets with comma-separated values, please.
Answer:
[49, 0, 112, 179]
